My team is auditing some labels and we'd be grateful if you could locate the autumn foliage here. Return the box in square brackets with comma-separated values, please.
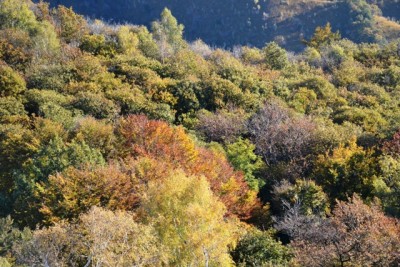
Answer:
[280, 195, 400, 266]
[1, 1, 400, 265]
[116, 114, 260, 219]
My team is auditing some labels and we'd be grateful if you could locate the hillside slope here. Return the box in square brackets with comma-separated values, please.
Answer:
[1, 1, 400, 265]
[43, 0, 400, 50]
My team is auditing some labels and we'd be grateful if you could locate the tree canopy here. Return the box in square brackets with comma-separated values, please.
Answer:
[0, 1, 399, 265]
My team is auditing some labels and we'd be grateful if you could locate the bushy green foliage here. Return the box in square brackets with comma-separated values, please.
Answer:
[55, 5, 88, 43]
[273, 180, 329, 216]
[72, 92, 119, 119]
[80, 34, 117, 57]
[0, 64, 25, 97]
[313, 138, 381, 203]
[0, 0, 38, 33]
[231, 229, 292, 266]
[0, 97, 25, 117]
[226, 138, 265, 190]
[263, 42, 289, 70]
[0, 216, 31, 264]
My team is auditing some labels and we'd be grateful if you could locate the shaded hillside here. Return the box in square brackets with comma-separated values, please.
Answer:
[373, 0, 400, 20]
[43, 0, 400, 50]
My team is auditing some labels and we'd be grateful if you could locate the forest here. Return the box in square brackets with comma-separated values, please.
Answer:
[0, 0, 400, 266]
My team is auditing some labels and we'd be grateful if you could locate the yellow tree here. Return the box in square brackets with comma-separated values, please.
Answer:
[313, 137, 381, 203]
[140, 170, 240, 266]
[303, 23, 341, 49]
[117, 25, 139, 56]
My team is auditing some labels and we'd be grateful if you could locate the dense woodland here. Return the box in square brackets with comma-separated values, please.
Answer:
[0, 0, 400, 266]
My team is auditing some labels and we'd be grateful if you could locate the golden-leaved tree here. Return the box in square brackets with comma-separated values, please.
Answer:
[140, 170, 240, 267]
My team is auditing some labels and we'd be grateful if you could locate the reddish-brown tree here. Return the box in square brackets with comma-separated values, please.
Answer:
[116, 115, 260, 219]
[383, 130, 400, 157]
[277, 195, 400, 266]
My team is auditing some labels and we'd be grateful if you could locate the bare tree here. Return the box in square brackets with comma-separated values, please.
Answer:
[196, 108, 247, 143]
[247, 102, 315, 166]
[276, 195, 400, 267]
[13, 223, 78, 267]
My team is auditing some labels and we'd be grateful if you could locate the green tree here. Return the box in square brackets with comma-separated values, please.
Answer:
[0, 97, 26, 117]
[376, 155, 400, 217]
[346, 0, 376, 42]
[0, 216, 31, 258]
[73, 117, 114, 155]
[0, 0, 38, 33]
[231, 229, 292, 267]
[31, 20, 60, 60]
[72, 91, 120, 120]
[313, 138, 381, 203]
[11, 137, 105, 227]
[272, 179, 329, 216]
[290, 87, 317, 114]
[197, 76, 247, 111]
[0, 0, 59, 59]
[79, 34, 117, 57]
[0, 123, 39, 193]
[152, 8, 186, 62]
[117, 25, 139, 56]
[226, 138, 265, 191]
[55, 5, 88, 43]
[24, 89, 78, 128]
[0, 64, 26, 97]
[136, 26, 160, 59]
[333, 106, 387, 134]
[263, 42, 289, 70]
